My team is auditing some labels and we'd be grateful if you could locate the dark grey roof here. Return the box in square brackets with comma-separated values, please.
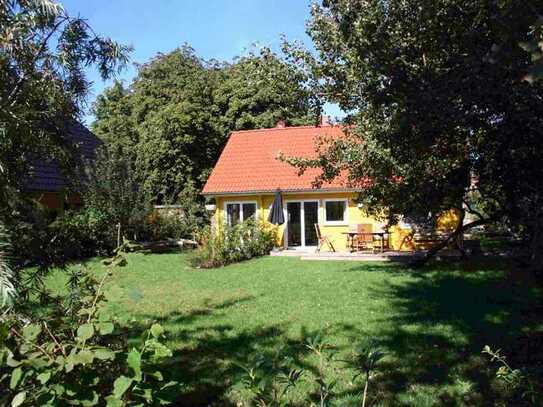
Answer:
[23, 122, 102, 192]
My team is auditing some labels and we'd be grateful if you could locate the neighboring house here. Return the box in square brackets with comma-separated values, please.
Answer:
[23, 121, 102, 212]
[202, 122, 435, 251]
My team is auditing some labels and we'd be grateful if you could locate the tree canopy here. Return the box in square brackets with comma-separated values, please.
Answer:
[284, 0, 543, 265]
[215, 47, 315, 130]
[0, 0, 130, 209]
[92, 46, 315, 203]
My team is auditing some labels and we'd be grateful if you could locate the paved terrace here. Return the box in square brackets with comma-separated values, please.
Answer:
[270, 249, 462, 262]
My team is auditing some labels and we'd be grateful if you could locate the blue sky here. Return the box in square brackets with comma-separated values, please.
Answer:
[61, 0, 341, 123]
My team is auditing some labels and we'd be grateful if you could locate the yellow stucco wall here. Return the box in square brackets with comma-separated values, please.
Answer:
[214, 192, 412, 251]
[213, 193, 462, 252]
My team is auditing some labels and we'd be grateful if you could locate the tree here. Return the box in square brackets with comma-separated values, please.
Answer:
[215, 47, 315, 130]
[91, 81, 138, 158]
[92, 45, 316, 204]
[0, 0, 130, 211]
[0, 223, 15, 307]
[520, 7, 543, 82]
[83, 145, 150, 242]
[285, 0, 543, 267]
[130, 46, 225, 202]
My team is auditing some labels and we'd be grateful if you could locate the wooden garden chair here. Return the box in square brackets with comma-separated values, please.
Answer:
[355, 223, 375, 252]
[314, 224, 336, 252]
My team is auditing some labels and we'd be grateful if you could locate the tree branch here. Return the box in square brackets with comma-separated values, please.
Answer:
[462, 198, 486, 221]
[6, 15, 69, 108]
[410, 213, 494, 267]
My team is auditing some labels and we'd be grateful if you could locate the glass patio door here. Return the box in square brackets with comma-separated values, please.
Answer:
[286, 202, 302, 247]
[303, 201, 318, 246]
[286, 201, 319, 248]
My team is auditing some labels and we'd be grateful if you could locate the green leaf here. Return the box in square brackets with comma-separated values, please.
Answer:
[146, 338, 173, 360]
[127, 349, 142, 381]
[150, 323, 164, 338]
[53, 383, 66, 395]
[105, 395, 123, 407]
[94, 348, 115, 360]
[98, 310, 112, 322]
[150, 370, 163, 381]
[77, 323, 95, 342]
[96, 322, 114, 335]
[22, 324, 41, 341]
[37, 371, 51, 384]
[76, 349, 94, 365]
[112, 375, 132, 399]
[160, 380, 178, 390]
[6, 351, 21, 367]
[11, 391, 26, 407]
[10, 367, 22, 389]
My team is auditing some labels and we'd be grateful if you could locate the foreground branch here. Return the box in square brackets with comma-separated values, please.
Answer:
[410, 214, 492, 268]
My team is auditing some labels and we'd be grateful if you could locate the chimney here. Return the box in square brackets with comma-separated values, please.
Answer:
[275, 120, 286, 129]
[320, 115, 331, 127]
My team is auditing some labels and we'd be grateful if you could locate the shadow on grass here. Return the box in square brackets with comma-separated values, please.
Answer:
[362, 266, 543, 406]
[135, 297, 315, 406]
[131, 261, 543, 406]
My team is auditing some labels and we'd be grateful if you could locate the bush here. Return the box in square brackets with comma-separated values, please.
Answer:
[8, 201, 115, 268]
[144, 208, 205, 242]
[190, 219, 276, 268]
[51, 207, 116, 258]
[0, 246, 180, 406]
[83, 145, 151, 242]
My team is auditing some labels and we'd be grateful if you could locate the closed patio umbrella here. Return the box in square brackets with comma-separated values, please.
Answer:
[267, 189, 285, 225]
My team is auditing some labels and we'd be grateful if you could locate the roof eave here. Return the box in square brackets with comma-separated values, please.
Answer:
[201, 187, 362, 197]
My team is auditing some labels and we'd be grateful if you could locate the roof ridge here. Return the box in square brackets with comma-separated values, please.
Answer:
[231, 124, 340, 135]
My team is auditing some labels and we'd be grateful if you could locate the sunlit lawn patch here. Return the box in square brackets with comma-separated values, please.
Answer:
[47, 252, 542, 406]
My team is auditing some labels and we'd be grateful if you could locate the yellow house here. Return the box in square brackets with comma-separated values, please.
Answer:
[202, 122, 456, 252]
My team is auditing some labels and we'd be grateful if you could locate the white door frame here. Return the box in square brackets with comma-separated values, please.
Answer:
[284, 199, 320, 248]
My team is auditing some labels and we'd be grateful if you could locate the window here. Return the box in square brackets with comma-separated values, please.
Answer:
[225, 202, 257, 226]
[324, 199, 347, 224]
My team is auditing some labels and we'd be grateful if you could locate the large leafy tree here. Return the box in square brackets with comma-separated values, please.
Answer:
[91, 81, 138, 157]
[215, 47, 315, 130]
[92, 46, 315, 203]
[285, 0, 543, 266]
[130, 46, 224, 202]
[0, 0, 130, 210]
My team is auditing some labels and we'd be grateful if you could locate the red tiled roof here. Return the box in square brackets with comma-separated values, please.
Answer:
[202, 125, 351, 195]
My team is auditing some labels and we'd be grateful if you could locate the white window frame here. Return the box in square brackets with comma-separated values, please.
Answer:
[323, 198, 349, 226]
[224, 201, 258, 226]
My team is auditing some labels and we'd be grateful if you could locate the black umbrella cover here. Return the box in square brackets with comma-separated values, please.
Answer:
[268, 190, 285, 225]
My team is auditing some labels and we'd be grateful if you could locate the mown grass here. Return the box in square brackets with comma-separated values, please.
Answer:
[47, 252, 543, 406]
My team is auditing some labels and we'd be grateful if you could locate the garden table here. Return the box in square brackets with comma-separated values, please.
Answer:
[341, 231, 389, 253]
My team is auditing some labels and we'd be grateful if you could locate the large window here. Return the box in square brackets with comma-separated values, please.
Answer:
[324, 199, 348, 224]
[225, 202, 257, 226]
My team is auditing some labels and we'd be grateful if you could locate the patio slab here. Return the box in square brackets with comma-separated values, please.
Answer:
[270, 249, 423, 262]
[270, 249, 463, 262]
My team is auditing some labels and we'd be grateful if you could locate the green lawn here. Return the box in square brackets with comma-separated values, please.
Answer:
[48, 252, 542, 406]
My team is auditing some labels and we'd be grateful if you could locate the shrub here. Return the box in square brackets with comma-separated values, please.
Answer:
[83, 145, 151, 242]
[236, 334, 385, 407]
[190, 219, 276, 268]
[483, 345, 542, 405]
[50, 207, 116, 258]
[0, 245, 180, 406]
[7, 202, 116, 268]
[144, 210, 204, 242]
